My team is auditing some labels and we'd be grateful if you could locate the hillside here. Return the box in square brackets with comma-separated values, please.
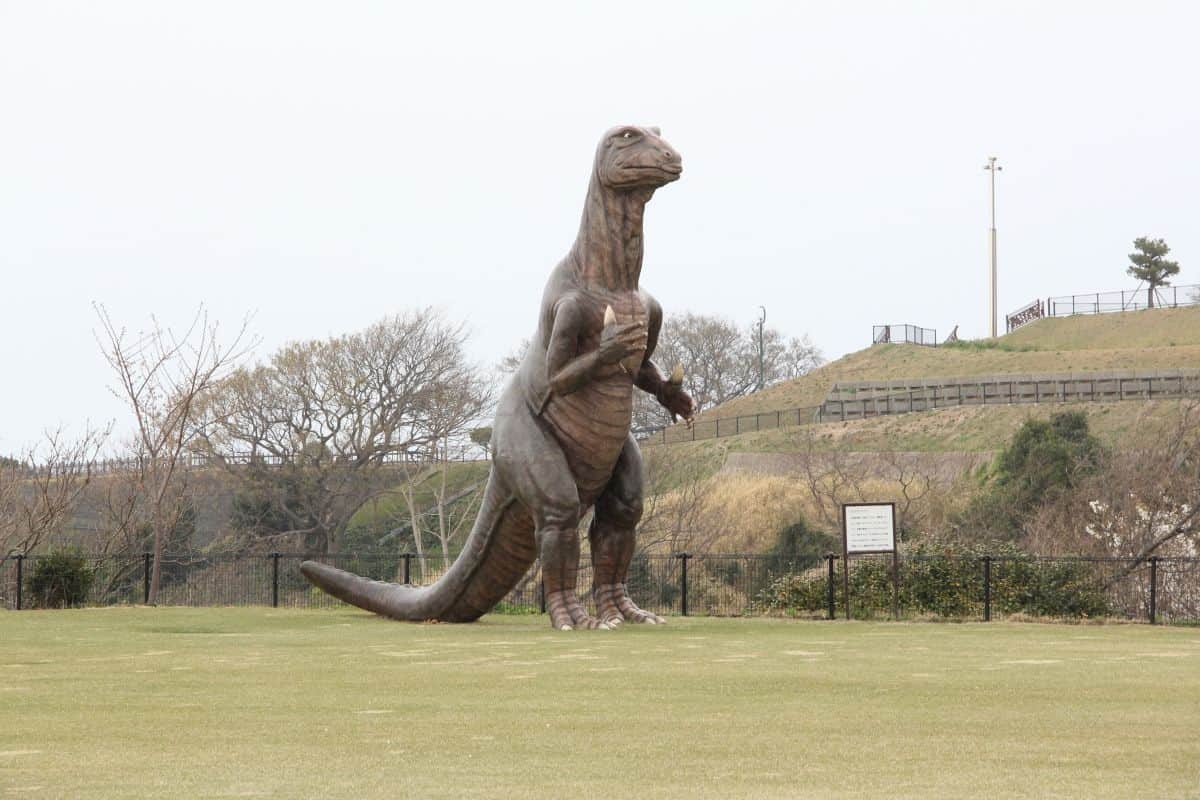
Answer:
[642, 308, 1200, 553]
[695, 306, 1200, 423]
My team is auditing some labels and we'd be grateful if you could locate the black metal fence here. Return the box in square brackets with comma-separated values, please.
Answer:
[1046, 284, 1200, 318]
[873, 324, 937, 347]
[636, 406, 820, 446]
[3, 551, 1197, 624]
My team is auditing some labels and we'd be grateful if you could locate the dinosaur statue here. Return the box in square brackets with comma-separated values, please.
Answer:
[301, 125, 693, 629]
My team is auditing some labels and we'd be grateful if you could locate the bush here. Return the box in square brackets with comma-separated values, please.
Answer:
[767, 517, 836, 574]
[751, 570, 830, 617]
[26, 551, 95, 608]
[753, 547, 1111, 620]
[959, 411, 1105, 542]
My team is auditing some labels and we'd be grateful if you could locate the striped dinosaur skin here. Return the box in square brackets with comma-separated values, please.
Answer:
[301, 125, 693, 629]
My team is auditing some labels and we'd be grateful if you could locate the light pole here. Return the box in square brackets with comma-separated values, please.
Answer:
[983, 156, 1002, 338]
[756, 306, 766, 391]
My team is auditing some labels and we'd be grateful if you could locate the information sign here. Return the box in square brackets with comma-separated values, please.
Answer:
[842, 502, 896, 554]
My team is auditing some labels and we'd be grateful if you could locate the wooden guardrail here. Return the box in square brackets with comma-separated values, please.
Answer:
[817, 369, 1200, 422]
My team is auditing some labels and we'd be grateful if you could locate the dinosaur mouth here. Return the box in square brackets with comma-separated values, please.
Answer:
[624, 164, 682, 177]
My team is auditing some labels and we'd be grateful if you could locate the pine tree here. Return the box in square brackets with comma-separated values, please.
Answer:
[1126, 237, 1180, 309]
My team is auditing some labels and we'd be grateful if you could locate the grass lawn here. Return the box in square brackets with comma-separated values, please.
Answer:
[2, 608, 1199, 799]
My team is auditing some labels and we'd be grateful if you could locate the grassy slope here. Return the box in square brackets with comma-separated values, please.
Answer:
[700, 306, 1200, 423]
[707, 399, 1180, 456]
[2, 608, 1198, 800]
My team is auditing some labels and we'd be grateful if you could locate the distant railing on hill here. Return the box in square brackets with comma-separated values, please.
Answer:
[872, 324, 937, 347]
[1005, 299, 1045, 333]
[635, 405, 820, 447]
[818, 369, 1200, 422]
[23, 449, 490, 478]
[1046, 284, 1200, 317]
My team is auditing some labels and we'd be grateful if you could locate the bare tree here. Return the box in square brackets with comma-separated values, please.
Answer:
[196, 309, 492, 556]
[497, 338, 530, 375]
[633, 445, 718, 556]
[0, 426, 108, 562]
[95, 304, 252, 603]
[1026, 403, 1200, 574]
[635, 312, 823, 430]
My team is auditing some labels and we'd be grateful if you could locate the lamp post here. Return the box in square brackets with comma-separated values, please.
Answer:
[983, 156, 1002, 338]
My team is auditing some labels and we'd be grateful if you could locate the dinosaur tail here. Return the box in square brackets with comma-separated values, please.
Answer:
[300, 472, 537, 622]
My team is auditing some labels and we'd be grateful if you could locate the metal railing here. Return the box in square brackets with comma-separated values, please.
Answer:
[873, 324, 937, 347]
[1006, 298, 1045, 333]
[635, 406, 820, 446]
[4, 551, 1197, 624]
[1046, 284, 1200, 317]
[18, 448, 491, 479]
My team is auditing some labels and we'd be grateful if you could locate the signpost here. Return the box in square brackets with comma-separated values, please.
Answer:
[841, 502, 898, 620]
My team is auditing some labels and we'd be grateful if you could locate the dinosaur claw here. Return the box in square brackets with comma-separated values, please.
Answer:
[560, 624, 573, 632]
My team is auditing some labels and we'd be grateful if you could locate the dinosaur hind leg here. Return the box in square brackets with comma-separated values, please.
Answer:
[495, 407, 605, 631]
[589, 434, 665, 626]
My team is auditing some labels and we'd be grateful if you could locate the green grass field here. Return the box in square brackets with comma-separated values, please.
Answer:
[3, 608, 1199, 799]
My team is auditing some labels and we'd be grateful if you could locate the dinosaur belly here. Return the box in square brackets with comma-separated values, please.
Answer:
[541, 370, 633, 505]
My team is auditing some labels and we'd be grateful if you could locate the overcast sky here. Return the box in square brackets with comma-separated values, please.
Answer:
[3, 1, 1198, 452]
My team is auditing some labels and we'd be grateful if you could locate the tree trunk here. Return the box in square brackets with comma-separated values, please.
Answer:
[406, 497, 427, 577]
[148, 521, 164, 605]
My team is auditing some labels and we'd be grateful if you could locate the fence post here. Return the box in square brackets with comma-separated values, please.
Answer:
[891, 551, 900, 621]
[826, 554, 836, 619]
[143, 552, 151, 604]
[1149, 556, 1159, 625]
[401, 552, 412, 584]
[270, 552, 280, 608]
[982, 556, 992, 622]
[677, 553, 691, 616]
[14, 554, 24, 611]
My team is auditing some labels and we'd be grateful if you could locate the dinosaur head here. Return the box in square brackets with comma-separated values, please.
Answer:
[595, 125, 682, 191]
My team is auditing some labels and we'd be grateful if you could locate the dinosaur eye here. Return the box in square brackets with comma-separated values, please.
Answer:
[622, 131, 634, 139]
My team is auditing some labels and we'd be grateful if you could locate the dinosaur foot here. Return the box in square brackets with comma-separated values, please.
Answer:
[596, 583, 666, 626]
[546, 589, 612, 631]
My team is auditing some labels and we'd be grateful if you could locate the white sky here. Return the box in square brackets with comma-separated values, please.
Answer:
[3, 1, 1198, 452]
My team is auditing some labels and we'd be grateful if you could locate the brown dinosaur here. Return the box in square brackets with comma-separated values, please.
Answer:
[300, 125, 692, 629]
